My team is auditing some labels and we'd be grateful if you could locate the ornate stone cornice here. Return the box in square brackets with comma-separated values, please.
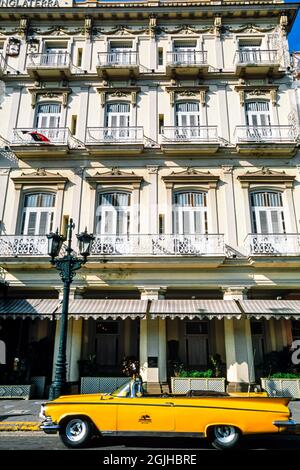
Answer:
[166, 85, 209, 107]
[12, 168, 68, 190]
[28, 87, 72, 109]
[238, 168, 295, 188]
[86, 168, 143, 189]
[162, 168, 219, 188]
[96, 86, 140, 108]
[234, 84, 279, 107]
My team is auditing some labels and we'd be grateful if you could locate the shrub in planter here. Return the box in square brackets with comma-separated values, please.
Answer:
[270, 372, 300, 379]
[179, 369, 213, 378]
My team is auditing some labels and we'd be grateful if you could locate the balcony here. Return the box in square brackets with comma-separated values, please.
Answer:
[96, 52, 139, 79]
[11, 128, 83, 158]
[26, 52, 81, 79]
[161, 126, 220, 155]
[166, 51, 208, 77]
[234, 50, 282, 77]
[85, 127, 144, 156]
[0, 235, 48, 257]
[90, 234, 225, 257]
[234, 125, 297, 157]
[245, 234, 300, 266]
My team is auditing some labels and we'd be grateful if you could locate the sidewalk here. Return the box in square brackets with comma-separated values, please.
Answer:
[0, 399, 300, 432]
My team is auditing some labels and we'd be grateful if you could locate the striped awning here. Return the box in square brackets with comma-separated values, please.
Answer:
[56, 299, 148, 320]
[149, 300, 241, 320]
[239, 300, 300, 319]
[0, 299, 59, 319]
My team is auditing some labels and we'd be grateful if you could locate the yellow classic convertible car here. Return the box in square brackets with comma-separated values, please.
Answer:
[40, 382, 300, 450]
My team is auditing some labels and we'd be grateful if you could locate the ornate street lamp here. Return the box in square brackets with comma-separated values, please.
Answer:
[47, 219, 94, 400]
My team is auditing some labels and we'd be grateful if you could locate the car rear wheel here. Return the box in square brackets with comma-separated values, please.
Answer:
[208, 425, 241, 450]
[59, 417, 94, 448]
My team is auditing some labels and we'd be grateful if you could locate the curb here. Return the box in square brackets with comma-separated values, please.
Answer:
[0, 422, 40, 431]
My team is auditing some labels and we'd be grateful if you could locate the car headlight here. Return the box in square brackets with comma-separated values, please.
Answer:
[39, 405, 46, 421]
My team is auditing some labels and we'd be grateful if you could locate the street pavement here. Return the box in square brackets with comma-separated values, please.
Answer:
[0, 432, 300, 450]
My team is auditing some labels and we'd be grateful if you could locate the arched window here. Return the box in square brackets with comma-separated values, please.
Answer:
[175, 101, 200, 128]
[95, 192, 131, 235]
[35, 103, 61, 129]
[250, 191, 285, 234]
[245, 101, 271, 127]
[20, 192, 56, 235]
[174, 191, 208, 235]
[105, 102, 130, 128]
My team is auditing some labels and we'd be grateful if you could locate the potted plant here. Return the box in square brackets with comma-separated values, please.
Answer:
[261, 347, 300, 398]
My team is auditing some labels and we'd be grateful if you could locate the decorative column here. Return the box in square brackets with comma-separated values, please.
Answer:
[147, 166, 159, 234]
[222, 166, 238, 246]
[77, 87, 90, 142]
[207, 181, 218, 233]
[284, 181, 297, 233]
[223, 287, 255, 391]
[165, 182, 173, 234]
[139, 287, 167, 384]
[239, 179, 252, 239]
[131, 182, 140, 234]
[0, 169, 10, 233]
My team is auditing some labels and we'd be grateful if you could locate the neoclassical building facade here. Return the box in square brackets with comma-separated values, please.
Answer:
[0, 0, 300, 393]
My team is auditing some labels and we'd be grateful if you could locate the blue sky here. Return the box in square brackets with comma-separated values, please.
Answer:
[286, 1, 300, 51]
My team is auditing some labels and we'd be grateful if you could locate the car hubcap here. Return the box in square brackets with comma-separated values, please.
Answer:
[66, 419, 87, 442]
[214, 425, 236, 444]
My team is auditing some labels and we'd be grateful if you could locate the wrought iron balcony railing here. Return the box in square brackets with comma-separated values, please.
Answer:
[166, 50, 208, 66]
[234, 126, 297, 143]
[244, 234, 300, 256]
[234, 49, 278, 65]
[161, 126, 219, 143]
[86, 127, 144, 144]
[12, 127, 69, 145]
[97, 51, 139, 67]
[27, 52, 71, 68]
[90, 234, 225, 256]
[0, 235, 48, 256]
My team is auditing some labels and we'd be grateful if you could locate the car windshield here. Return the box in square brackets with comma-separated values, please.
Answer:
[111, 382, 131, 398]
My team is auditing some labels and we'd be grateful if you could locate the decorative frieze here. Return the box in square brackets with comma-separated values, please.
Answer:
[166, 86, 208, 107]
[96, 86, 140, 108]
[238, 168, 295, 189]
[235, 85, 278, 107]
[28, 86, 72, 108]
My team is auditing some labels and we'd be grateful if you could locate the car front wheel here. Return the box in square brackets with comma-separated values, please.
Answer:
[59, 417, 94, 448]
[208, 425, 241, 450]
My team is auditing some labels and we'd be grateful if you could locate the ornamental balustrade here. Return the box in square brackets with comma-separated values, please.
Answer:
[244, 234, 300, 256]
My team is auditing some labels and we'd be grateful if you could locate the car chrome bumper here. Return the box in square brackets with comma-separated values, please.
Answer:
[273, 420, 300, 434]
[40, 420, 60, 435]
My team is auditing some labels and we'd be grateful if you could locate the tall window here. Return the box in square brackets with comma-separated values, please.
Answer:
[238, 40, 262, 63]
[95, 192, 131, 235]
[20, 193, 56, 235]
[43, 44, 68, 66]
[175, 102, 200, 139]
[174, 191, 208, 235]
[245, 101, 271, 127]
[105, 102, 131, 140]
[173, 41, 197, 65]
[250, 191, 285, 234]
[35, 103, 61, 129]
[109, 42, 134, 65]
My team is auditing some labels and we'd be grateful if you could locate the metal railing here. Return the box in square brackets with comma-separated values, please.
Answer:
[161, 126, 219, 143]
[90, 234, 225, 256]
[98, 51, 139, 67]
[27, 52, 71, 68]
[244, 234, 300, 256]
[0, 235, 48, 256]
[234, 126, 297, 143]
[86, 127, 144, 144]
[167, 50, 207, 66]
[12, 128, 71, 146]
[234, 49, 278, 65]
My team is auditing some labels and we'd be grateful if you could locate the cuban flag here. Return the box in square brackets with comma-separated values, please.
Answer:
[21, 131, 51, 143]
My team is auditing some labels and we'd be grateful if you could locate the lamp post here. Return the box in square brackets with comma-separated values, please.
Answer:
[47, 218, 94, 401]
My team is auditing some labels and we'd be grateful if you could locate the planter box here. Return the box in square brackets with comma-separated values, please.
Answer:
[171, 377, 226, 394]
[81, 377, 129, 394]
[261, 378, 300, 398]
[0, 385, 34, 399]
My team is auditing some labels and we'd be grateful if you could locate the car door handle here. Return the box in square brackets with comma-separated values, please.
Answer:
[165, 402, 175, 407]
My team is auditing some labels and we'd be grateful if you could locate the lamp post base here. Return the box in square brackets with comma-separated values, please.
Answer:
[48, 382, 67, 401]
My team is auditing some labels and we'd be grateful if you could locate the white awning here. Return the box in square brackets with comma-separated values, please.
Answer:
[149, 299, 241, 320]
[56, 299, 148, 320]
[239, 300, 300, 319]
[0, 299, 59, 319]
